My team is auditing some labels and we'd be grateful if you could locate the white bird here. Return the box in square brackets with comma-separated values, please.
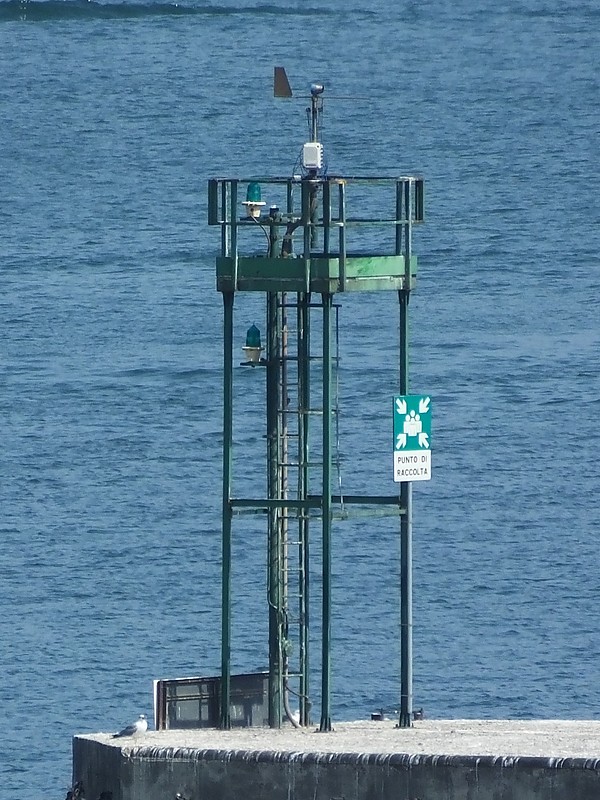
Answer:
[112, 713, 148, 738]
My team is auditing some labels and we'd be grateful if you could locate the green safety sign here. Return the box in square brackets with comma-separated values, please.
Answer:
[393, 395, 432, 482]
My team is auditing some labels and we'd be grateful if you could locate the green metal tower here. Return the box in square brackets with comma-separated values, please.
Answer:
[209, 74, 424, 732]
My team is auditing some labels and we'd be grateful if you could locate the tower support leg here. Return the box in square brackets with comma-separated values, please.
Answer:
[298, 291, 311, 726]
[267, 292, 283, 727]
[320, 292, 333, 732]
[398, 288, 413, 728]
[220, 290, 234, 730]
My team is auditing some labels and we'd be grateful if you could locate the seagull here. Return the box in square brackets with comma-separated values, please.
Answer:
[112, 713, 148, 738]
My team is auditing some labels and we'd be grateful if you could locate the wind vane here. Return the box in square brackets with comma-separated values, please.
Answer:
[273, 66, 293, 98]
[273, 66, 325, 173]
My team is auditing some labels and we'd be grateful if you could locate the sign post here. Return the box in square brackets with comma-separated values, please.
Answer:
[394, 392, 431, 727]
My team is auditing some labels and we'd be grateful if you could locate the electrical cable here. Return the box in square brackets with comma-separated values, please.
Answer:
[249, 214, 271, 255]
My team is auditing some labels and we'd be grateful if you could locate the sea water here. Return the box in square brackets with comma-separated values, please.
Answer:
[1, 0, 599, 796]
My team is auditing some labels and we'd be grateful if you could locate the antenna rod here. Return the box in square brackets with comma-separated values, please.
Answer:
[311, 95, 319, 142]
[309, 82, 324, 143]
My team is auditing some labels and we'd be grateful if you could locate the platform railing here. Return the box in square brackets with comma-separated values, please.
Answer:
[208, 175, 424, 276]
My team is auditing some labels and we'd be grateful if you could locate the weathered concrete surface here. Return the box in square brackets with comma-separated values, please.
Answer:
[73, 720, 600, 800]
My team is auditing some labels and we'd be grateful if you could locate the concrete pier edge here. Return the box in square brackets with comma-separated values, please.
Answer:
[125, 744, 600, 770]
[73, 722, 600, 800]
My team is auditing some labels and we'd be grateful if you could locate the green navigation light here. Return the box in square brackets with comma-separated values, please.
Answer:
[246, 182, 262, 204]
[245, 324, 261, 348]
[242, 182, 267, 219]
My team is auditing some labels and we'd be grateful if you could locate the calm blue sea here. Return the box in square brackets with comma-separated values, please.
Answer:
[1, 0, 599, 796]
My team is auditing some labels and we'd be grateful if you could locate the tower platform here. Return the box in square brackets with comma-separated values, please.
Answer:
[216, 254, 417, 293]
[73, 719, 600, 800]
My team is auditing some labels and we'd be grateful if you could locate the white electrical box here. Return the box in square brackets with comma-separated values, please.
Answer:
[302, 141, 323, 170]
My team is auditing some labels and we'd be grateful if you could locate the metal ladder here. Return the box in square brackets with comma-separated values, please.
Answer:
[266, 290, 342, 727]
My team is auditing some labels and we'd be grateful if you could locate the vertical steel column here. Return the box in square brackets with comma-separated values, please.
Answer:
[280, 293, 290, 719]
[297, 291, 311, 725]
[293, 172, 312, 725]
[301, 180, 312, 293]
[338, 181, 346, 292]
[320, 292, 333, 732]
[398, 177, 413, 729]
[323, 179, 331, 256]
[398, 289, 413, 728]
[395, 179, 403, 256]
[221, 180, 230, 257]
[230, 180, 238, 289]
[267, 292, 283, 728]
[403, 180, 412, 292]
[220, 290, 234, 730]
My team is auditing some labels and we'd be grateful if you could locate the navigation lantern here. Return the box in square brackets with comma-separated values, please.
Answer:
[242, 324, 263, 363]
[242, 182, 266, 218]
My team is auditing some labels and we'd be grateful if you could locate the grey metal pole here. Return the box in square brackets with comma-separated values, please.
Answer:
[320, 292, 333, 732]
[310, 94, 319, 142]
[398, 287, 413, 729]
[220, 290, 234, 730]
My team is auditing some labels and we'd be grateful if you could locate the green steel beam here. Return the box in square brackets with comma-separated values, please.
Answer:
[230, 506, 408, 521]
[231, 498, 321, 510]
[230, 494, 406, 509]
[327, 494, 405, 505]
[223, 216, 417, 228]
[211, 175, 418, 184]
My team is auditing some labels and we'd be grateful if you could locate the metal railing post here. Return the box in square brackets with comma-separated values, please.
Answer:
[338, 181, 346, 292]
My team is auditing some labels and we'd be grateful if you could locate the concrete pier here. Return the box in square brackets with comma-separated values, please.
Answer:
[73, 720, 600, 800]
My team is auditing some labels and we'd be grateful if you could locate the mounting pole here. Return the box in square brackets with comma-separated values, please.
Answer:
[398, 289, 413, 728]
[398, 177, 414, 728]
[309, 90, 320, 142]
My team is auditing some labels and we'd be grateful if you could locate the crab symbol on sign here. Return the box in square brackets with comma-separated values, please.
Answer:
[395, 396, 430, 449]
